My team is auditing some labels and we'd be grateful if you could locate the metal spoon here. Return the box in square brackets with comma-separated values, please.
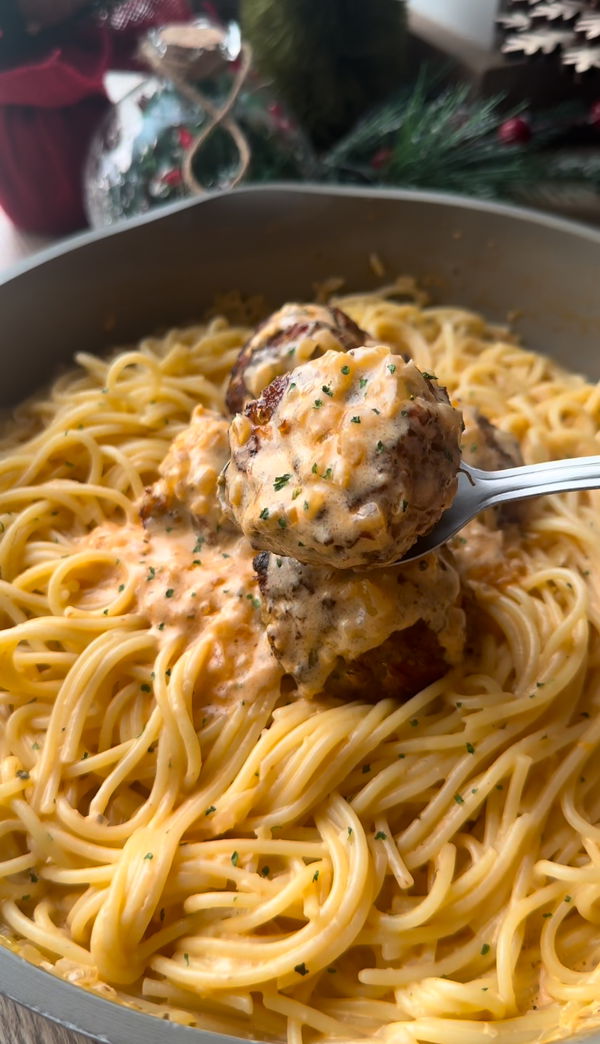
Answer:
[399, 456, 600, 564]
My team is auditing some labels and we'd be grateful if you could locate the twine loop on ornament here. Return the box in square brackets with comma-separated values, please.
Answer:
[140, 22, 252, 194]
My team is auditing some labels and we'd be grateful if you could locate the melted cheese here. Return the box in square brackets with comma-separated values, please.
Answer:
[225, 346, 463, 569]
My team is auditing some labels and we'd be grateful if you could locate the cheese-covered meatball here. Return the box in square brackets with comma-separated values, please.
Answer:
[139, 405, 232, 533]
[225, 303, 370, 414]
[223, 346, 463, 569]
[254, 548, 465, 699]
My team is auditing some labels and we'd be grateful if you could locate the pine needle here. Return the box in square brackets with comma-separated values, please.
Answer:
[323, 74, 600, 200]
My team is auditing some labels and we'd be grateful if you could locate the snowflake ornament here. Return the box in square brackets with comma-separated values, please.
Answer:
[497, 12, 532, 29]
[563, 42, 600, 68]
[531, 2, 585, 20]
[502, 28, 576, 54]
[576, 12, 600, 38]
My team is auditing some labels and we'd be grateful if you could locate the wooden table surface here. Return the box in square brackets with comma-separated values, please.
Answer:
[0, 995, 93, 1044]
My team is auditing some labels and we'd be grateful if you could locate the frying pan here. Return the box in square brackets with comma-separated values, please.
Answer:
[1, 184, 600, 1044]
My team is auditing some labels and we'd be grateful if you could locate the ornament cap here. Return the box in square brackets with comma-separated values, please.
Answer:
[141, 17, 241, 84]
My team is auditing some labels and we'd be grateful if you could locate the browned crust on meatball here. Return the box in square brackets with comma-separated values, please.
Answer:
[325, 620, 450, 702]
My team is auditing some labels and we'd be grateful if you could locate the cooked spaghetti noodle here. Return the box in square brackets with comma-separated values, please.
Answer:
[2, 285, 600, 1044]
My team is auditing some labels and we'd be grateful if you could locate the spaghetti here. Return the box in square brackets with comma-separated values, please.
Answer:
[1, 286, 600, 1044]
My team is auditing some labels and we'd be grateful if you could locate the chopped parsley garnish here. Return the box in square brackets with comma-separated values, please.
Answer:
[273, 474, 291, 491]
[387, 364, 397, 374]
[402, 499, 409, 512]
[359, 377, 368, 388]
[454, 793, 464, 805]
[312, 869, 320, 882]
[341, 364, 350, 375]
[259, 507, 270, 520]
[146, 567, 155, 582]
[231, 851, 239, 866]
[422, 372, 437, 380]
[144, 852, 154, 860]
[118, 584, 125, 592]
[362, 764, 371, 774]
[204, 805, 216, 816]
[260, 866, 270, 877]
[276, 558, 283, 568]
[278, 517, 288, 528]
[322, 384, 333, 397]
[323, 467, 333, 480]
[351, 416, 361, 424]
[289, 382, 296, 391]
[311, 462, 318, 474]
[372, 407, 381, 415]
[347, 826, 353, 838]
[480, 943, 490, 956]
[141, 683, 151, 693]
[376, 441, 385, 454]
[193, 536, 205, 553]
[184, 953, 190, 966]
[313, 399, 323, 409]
[466, 742, 475, 754]
[294, 963, 309, 976]
[292, 488, 301, 500]
[165, 589, 174, 598]
[16, 770, 30, 780]
[374, 831, 387, 840]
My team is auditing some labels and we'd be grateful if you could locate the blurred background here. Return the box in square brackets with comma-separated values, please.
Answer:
[2, 0, 600, 267]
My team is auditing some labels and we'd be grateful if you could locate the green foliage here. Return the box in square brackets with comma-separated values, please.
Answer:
[323, 76, 600, 199]
[241, 0, 408, 149]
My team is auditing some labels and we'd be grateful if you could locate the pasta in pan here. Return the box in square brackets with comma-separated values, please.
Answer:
[1, 283, 600, 1044]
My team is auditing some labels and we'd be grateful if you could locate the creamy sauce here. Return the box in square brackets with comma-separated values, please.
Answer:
[86, 519, 281, 708]
[83, 403, 282, 708]
[225, 346, 463, 569]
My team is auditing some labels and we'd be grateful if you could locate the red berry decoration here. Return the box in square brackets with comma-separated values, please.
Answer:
[177, 127, 194, 150]
[498, 116, 532, 145]
[371, 147, 392, 170]
[589, 100, 600, 129]
[161, 169, 184, 188]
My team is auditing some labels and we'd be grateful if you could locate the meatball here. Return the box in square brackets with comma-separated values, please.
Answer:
[223, 346, 463, 570]
[139, 405, 232, 533]
[254, 548, 465, 699]
[460, 405, 523, 471]
[225, 302, 370, 414]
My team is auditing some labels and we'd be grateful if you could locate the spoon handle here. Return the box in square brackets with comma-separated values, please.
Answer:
[468, 455, 600, 509]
